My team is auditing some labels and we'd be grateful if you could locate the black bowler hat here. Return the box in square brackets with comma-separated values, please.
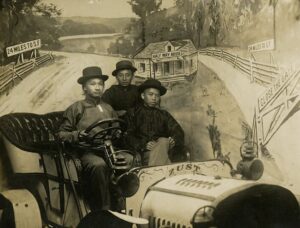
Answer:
[77, 66, 109, 85]
[112, 60, 137, 76]
[138, 78, 167, 96]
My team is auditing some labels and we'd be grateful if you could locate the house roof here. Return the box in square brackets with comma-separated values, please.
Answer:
[170, 40, 188, 47]
[134, 39, 196, 59]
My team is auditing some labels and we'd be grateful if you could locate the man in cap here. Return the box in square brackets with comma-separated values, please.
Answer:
[58, 66, 117, 211]
[102, 60, 141, 117]
[124, 79, 185, 166]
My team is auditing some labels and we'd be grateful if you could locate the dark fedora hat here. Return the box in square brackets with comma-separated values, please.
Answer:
[77, 66, 109, 84]
[112, 60, 137, 76]
[138, 78, 167, 96]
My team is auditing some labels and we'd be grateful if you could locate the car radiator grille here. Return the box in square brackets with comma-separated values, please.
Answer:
[149, 216, 192, 228]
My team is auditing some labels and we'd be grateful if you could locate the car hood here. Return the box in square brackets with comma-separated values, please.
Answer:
[150, 173, 257, 203]
[141, 174, 299, 227]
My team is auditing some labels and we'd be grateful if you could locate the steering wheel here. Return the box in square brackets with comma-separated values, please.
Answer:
[78, 118, 126, 146]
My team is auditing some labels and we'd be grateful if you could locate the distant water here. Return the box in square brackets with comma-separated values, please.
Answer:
[59, 33, 122, 41]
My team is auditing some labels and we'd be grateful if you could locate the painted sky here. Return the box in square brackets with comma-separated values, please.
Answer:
[42, 0, 175, 18]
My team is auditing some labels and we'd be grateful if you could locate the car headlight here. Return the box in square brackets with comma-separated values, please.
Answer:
[236, 159, 264, 180]
[192, 206, 215, 226]
[116, 171, 140, 197]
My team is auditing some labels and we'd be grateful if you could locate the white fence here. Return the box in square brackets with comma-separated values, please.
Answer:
[0, 53, 53, 95]
[198, 48, 281, 86]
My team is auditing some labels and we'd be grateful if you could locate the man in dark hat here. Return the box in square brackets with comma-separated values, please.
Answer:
[58, 66, 117, 211]
[124, 79, 185, 166]
[102, 60, 141, 117]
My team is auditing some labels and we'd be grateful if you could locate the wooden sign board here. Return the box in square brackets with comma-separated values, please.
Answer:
[248, 39, 274, 53]
[6, 39, 41, 57]
[152, 51, 181, 59]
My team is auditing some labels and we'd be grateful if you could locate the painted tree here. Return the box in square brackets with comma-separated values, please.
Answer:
[192, 0, 205, 48]
[0, 0, 61, 63]
[0, 0, 61, 46]
[208, 0, 221, 46]
[176, 0, 193, 39]
[206, 104, 222, 159]
[128, 0, 162, 47]
[175, 0, 205, 48]
[145, 10, 188, 43]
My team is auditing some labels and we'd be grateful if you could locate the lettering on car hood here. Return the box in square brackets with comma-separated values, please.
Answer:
[176, 177, 221, 189]
[151, 174, 256, 201]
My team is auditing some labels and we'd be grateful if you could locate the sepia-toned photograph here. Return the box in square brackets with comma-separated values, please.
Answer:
[0, 0, 300, 227]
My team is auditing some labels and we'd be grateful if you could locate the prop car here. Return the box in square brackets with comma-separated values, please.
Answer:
[0, 111, 299, 228]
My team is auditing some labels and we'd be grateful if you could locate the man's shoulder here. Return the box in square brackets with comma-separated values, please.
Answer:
[63, 100, 85, 115]
[126, 104, 142, 115]
[130, 85, 139, 92]
[157, 106, 170, 113]
[156, 107, 175, 118]
[104, 85, 118, 92]
[101, 101, 114, 111]
[66, 100, 85, 109]
[104, 84, 139, 93]
[130, 84, 139, 89]
[113, 84, 139, 90]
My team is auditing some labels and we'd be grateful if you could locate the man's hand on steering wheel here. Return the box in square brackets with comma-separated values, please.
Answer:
[77, 118, 126, 147]
[78, 130, 88, 138]
[78, 130, 93, 143]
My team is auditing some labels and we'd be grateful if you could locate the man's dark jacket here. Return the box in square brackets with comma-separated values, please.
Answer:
[102, 85, 141, 111]
[124, 105, 185, 162]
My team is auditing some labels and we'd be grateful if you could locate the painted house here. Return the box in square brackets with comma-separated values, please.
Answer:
[133, 39, 198, 84]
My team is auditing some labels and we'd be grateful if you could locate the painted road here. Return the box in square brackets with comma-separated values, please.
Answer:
[59, 33, 122, 41]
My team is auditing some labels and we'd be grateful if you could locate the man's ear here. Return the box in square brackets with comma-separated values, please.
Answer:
[141, 93, 145, 100]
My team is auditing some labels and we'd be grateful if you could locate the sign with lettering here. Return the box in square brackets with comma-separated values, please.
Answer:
[152, 51, 181, 59]
[168, 163, 203, 176]
[6, 39, 41, 57]
[248, 39, 274, 52]
[258, 72, 290, 111]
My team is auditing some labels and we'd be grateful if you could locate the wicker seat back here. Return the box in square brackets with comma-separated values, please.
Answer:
[0, 111, 64, 153]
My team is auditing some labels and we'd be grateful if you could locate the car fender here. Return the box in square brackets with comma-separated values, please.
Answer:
[0, 189, 42, 228]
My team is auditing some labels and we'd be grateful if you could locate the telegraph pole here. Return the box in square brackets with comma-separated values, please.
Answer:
[272, 0, 278, 50]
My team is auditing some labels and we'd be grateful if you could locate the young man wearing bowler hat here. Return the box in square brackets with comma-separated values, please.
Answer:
[124, 79, 185, 166]
[58, 66, 117, 211]
[102, 60, 142, 117]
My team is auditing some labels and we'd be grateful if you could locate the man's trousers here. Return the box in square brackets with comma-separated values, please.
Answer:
[142, 137, 171, 166]
[81, 152, 110, 211]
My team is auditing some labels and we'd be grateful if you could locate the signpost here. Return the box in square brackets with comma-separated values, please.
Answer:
[248, 39, 274, 53]
[6, 39, 41, 57]
[6, 39, 42, 63]
[152, 51, 181, 59]
[257, 72, 289, 111]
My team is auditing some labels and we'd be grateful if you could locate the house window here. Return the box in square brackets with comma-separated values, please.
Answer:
[164, 62, 170, 74]
[140, 63, 145, 72]
[190, 59, 193, 67]
[167, 45, 172, 52]
[153, 63, 158, 72]
[175, 60, 182, 69]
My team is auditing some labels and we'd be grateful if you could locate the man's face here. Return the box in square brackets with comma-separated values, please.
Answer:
[116, 69, 133, 87]
[141, 88, 161, 107]
[83, 78, 104, 98]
